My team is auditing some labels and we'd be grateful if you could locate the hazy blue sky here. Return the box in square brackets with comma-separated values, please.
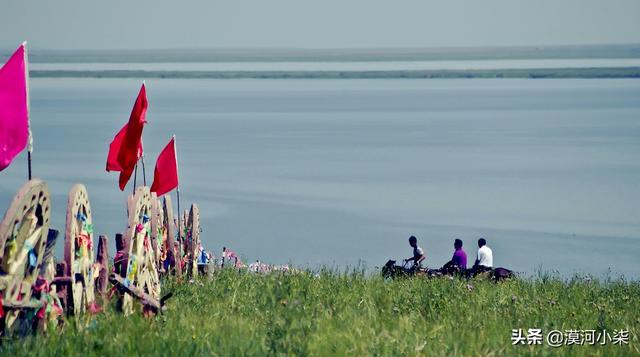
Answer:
[1, 0, 639, 49]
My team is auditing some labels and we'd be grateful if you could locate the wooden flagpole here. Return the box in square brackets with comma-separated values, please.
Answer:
[140, 80, 147, 187]
[23, 41, 33, 181]
[141, 154, 147, 186]
[173, 135, 181, 245]
[133, 163, 138, 195]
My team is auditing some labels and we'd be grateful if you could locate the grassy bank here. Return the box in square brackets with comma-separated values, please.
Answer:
[2, 270, 638, 356]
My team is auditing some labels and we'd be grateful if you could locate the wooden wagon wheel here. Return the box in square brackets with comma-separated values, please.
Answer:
[150, 193, 162, 272]
[164, 196, 180, 276]
[150, 194, 177, 275]
[64, 184, 99, 315]
[121, 187, 160, 315]
[184, 204, 200, 278]
[36, 229, 63, 331]
[0, 180, 51, 334]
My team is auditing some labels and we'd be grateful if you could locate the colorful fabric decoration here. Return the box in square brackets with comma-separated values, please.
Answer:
[84, 223, 94, 234]
[127, 254, 138, 282]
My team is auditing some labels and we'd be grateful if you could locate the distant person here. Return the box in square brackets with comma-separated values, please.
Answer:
[197, 243, 209, 275]
[250, 260, 261, 273]
[181, 253, 190, 271]
[471, 238, 493, 275]
[222, 246, 240, 268]
[164, 243, 176, 274]
[403, 235, 425, 271]
[442, 238, 467, 273]
[221, 246, 227, 268]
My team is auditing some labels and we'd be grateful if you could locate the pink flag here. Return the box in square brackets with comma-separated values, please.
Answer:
[0, 43, 30, 171]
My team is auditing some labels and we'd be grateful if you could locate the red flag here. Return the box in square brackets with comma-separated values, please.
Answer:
[150, 137, 178, 196]
[106, 125, 126, 172]
[0, 42, 30, 171]
[105, 83, 147, 190]
[118, 166, 136, 191]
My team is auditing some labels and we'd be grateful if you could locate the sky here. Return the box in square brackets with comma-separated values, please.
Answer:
[1, 0, 639, 50]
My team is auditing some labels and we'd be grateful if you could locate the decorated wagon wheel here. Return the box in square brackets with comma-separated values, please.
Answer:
[0, 180, 51, 335]
[35, 229, 64, 331]
[178, 210, 188, 275]
[150, 193, 163, 271]
[64, 184, 99, 315]
[184, 204, 200, 278]
[121, 187, 161, 315]
[150, 194, 177, 275]
[174, 211, 187, 274]
[163, 196, 179, 276]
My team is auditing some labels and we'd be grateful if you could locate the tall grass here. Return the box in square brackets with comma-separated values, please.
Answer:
[2, 269, 638, 356]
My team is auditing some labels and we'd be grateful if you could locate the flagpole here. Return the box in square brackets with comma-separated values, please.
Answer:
[23, 41, 33, 181]
[140, 80, 146, 187]
[27, 152, 32, 180]
[133, 163, 138, 195]
[177, 189, 181, 241]
[141, 154, 147, 186]
[174, 135, 181, 245]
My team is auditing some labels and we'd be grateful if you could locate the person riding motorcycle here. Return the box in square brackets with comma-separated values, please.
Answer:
[403, 235, 425, 273]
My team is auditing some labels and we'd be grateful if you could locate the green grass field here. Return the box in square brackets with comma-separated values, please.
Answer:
[2, 269, 638, 356]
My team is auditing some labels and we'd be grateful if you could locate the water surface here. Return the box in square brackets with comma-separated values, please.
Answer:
[0, 78, 638, 278]
[30, 58, 640, 72]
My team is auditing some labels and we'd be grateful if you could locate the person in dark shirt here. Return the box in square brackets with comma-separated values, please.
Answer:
[442, 238, 467, 274]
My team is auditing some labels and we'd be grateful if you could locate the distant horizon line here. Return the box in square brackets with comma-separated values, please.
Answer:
[3, 42, 640, 53]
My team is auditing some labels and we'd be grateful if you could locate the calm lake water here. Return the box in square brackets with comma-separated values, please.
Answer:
[1, 78, 638, 278]
[29, 58, 640, 72]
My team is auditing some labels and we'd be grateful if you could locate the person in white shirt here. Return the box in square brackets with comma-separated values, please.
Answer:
[471, 238, 493, 275]
[404, 235, 426, 272]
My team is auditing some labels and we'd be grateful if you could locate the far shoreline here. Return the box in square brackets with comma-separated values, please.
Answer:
[29, 67, 640, 79]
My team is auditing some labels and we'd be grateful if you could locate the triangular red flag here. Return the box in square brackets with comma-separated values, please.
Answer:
[105, 83, 147, 190]
[150, 137, 178, 196]
[106, 124, 126, 172]
[0, 43, 30, 172]
[118, 165, 136, 191]
[106, 125, 144, 172]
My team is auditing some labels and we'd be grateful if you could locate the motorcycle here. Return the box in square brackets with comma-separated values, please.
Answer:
[382, 259, 513, 281]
